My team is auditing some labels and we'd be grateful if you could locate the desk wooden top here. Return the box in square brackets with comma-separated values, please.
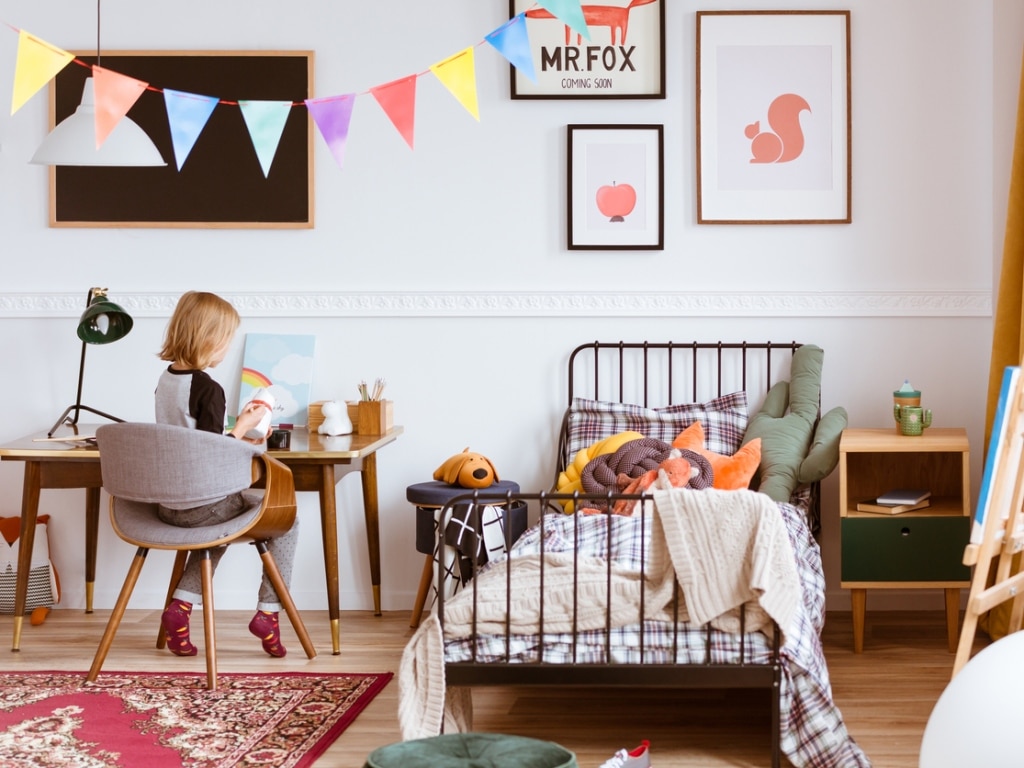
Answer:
[0, 425, 403, 461]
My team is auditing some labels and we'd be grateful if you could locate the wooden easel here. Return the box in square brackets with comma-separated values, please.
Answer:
[954, 365, 1024, 676]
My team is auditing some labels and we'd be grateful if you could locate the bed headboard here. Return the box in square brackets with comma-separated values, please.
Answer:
[566, 340, 803, 408]
[557, 341, 821, 535]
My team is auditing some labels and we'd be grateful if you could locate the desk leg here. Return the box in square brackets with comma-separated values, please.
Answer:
[12, 461, 42, 651]
[360, 453, 382, 617]
[317, 465, 342, 655]
[84, 487, 100, 614]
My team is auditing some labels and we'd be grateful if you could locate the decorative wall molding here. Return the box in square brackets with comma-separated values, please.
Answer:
[0, 290, 992, 318]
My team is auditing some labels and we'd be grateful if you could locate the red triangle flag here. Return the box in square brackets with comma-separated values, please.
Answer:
[369, 75, 417, 150]
[92, 66, 150, 148]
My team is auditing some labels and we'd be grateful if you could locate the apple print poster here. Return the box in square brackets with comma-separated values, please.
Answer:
[568, 125, 663, 250]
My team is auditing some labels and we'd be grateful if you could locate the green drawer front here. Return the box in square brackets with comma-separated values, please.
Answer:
[841, 516, 970, 582]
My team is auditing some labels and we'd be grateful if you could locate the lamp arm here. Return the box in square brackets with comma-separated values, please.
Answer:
[47, 339, 124, 437]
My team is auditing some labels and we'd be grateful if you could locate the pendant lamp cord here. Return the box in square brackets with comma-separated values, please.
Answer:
[96, 0, 101, 67]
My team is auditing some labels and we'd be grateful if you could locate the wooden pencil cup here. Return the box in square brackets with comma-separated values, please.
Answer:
[357, 400, 393, 435]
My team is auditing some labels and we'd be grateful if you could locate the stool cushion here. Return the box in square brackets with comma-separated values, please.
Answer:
[364, 733, 577, 768]
[406, 480, 520, 507]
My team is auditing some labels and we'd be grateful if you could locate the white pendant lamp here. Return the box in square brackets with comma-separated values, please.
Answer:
[29, 0, 166, 167]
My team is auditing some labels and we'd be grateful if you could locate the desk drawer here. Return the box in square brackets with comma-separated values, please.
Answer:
[841, 516, 970, 582]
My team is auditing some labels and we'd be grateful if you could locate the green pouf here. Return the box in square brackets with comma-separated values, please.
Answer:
[364, 732, 578, 768]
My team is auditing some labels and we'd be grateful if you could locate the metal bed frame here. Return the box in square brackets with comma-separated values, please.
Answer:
[437, 341, 819, 768]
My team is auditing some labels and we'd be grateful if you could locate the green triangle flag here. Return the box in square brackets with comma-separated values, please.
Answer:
[238, 100, 293, 177]
[537, 0, 590, 41]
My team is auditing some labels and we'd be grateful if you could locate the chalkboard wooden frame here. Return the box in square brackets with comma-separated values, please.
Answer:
[46, 50, 315, 229]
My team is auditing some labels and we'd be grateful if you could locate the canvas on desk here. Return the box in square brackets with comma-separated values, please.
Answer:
[237, 333, 316, 427]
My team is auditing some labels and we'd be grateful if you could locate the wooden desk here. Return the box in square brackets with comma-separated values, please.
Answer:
[0, 424, 402, 655]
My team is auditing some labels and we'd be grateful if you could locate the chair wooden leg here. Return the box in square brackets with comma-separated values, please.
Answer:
[156, 551, 189, 650]
[87, 547, 148, 683]
[199, 551, 217, 691]
[255, 541, 317, 660]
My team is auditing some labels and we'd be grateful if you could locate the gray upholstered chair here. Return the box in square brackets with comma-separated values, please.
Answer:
[88, 422, 316, 689]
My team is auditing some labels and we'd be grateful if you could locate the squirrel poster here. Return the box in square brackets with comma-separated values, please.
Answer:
[744, 93, 811, 164]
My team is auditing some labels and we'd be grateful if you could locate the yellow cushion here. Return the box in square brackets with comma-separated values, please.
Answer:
[673, 422, 761, 491]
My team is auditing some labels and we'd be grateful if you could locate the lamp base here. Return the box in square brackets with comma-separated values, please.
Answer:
[48, 404, 124, 438]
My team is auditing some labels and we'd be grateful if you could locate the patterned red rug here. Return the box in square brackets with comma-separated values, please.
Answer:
[0, 670, 392, 767]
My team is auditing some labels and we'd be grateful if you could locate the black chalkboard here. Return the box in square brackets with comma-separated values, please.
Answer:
[48, 51, 314, 228]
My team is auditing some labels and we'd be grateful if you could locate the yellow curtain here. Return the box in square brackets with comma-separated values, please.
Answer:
[981, 48, 1024, 641]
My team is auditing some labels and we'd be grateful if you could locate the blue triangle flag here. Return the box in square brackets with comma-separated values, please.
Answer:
[486, 13, 536, 83]
[163, 89, 219, 171]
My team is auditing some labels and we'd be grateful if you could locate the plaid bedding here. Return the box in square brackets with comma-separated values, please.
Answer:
[444, 499, 871, 768]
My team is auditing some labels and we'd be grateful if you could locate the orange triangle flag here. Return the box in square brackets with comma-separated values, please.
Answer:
[11, 30, 74, 115]
[92, 66, 150, 148]
[430, 47, 479, 121]
[370, 75, 417, 149]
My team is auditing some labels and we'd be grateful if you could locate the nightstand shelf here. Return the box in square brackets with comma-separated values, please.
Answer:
[838, 428, 971, 653]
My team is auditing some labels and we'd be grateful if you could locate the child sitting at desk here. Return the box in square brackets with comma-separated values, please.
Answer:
[155, 290, 297, 658]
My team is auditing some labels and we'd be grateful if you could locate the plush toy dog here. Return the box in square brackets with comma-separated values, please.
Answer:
[433, 448, 499, 489]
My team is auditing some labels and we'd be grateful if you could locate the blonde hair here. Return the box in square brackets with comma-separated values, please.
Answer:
[159, 291, 240, 370]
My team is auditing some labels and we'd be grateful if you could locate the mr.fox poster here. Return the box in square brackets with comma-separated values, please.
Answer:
[510, 0, 664, 99]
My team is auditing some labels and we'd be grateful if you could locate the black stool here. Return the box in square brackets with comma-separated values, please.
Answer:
[406, 480, 525, 628]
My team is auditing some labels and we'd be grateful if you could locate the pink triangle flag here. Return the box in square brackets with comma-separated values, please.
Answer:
[369, 75, 417, 150]
[238, 100, 294, 178]
[485, 14, 536, 83]
[430, 47, 479, 121]
[537, 0, 590, 41]
[92, 66, 150, 148]
[305, 94, 356, 169]
[11, 30, 74, 115]
[163, 89, 219, 171]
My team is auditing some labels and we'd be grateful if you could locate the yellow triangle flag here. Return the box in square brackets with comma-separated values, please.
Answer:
[11, 30, 75, 115]
[430, 47, 479, 122]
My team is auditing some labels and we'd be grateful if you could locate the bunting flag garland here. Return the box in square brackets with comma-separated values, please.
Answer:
[5, 0, 589, 170]
[238, 100, 294, 177]
[485, 14, 537, 84]
[163, 88, 219, 170]
[10, 30, 73, 115]
[370, 75, 417, 150]
[306, 93, 356, 169]
[430, 46, 479, 121]
[92, 66, 150, 148]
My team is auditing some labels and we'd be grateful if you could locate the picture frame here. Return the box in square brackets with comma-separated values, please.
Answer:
[509, 0, 665, 99]
[567, 124, 664, 250]
[696, 11, 851, 224]
[48, 50, 314, 228]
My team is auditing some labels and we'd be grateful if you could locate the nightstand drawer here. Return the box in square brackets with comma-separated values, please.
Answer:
[841, 516, 971, 582]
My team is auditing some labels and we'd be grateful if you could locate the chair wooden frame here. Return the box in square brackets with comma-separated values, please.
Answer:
[87, 452, 316, 690]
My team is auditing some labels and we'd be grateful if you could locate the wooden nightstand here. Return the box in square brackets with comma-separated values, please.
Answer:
[838, 428, 971, 653]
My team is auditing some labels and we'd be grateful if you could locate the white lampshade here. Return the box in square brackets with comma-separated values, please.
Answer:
[919, 630, 1024, 766]
[30, 77, 166, 167]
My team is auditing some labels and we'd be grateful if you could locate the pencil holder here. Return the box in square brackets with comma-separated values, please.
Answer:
[357, 400, 393, 435]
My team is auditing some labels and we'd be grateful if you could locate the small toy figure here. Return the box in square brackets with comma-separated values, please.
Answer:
[318, 400, 353, 436]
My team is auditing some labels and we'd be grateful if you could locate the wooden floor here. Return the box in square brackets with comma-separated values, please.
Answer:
[0, 608, 989, 767]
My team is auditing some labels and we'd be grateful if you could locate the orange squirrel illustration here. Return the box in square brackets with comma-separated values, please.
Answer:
[745, 93, 811, 164]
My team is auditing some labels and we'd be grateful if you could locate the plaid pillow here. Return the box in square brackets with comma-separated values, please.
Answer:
[564, 393, 749, 462]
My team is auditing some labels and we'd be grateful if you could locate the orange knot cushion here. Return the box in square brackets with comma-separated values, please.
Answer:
[673, 422, 761, 491]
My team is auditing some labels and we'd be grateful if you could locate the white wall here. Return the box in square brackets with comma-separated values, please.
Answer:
[0, 1, 1019, 614]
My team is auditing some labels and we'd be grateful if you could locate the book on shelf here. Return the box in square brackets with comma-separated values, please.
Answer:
[875, 488, 931, 505]
[856, 498, 931, 515]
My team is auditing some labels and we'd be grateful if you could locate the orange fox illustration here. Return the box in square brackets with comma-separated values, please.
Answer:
[525, 0, 659, 46]
[745, 93, 811, 164]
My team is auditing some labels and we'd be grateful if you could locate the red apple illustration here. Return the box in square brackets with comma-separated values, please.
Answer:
[596, 181, 637, 222]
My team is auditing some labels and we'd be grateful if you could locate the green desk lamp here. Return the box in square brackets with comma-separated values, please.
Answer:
[48, 287, 133, 436]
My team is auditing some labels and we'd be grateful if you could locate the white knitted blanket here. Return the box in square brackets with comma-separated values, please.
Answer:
[398, 486, 801, 740]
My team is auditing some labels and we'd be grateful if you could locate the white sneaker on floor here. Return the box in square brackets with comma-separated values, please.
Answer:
[599, 739, 651, 768]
